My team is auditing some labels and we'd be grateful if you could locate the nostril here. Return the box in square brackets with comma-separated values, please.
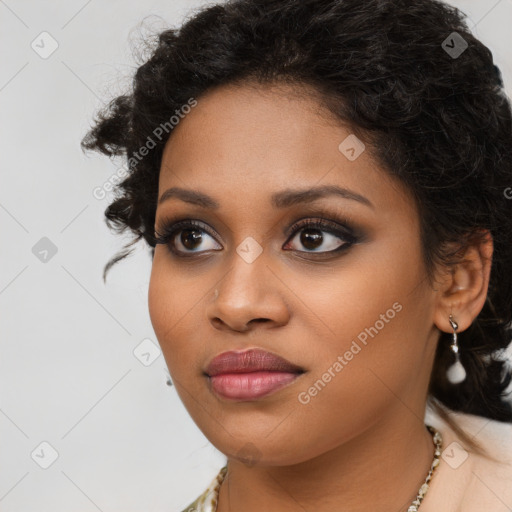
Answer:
[211, 317, 224, 328]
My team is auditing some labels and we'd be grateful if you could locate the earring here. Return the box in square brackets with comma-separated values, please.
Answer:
[164, 368, 173, 387]
[446, 314, 467, 384]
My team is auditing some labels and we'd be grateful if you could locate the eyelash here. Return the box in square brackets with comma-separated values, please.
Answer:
[153, 215, 359, 259]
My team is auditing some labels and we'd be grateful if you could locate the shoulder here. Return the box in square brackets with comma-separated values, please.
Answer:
[424, 406, 512, 511]
[178, 466, 227, 512]
[455, 412, 512, 509]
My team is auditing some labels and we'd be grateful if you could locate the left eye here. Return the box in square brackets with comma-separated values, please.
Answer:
[283, 222, 355, 253]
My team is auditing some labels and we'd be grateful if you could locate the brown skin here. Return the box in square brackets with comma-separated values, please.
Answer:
[148, 82, 493, 512]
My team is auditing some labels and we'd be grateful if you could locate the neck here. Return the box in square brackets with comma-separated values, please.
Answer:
[217, 408, 435, 512]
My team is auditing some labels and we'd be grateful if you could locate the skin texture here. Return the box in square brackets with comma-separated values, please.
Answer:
[148, 82, 493, 512]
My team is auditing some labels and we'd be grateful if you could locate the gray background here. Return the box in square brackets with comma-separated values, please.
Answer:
[1, 1, 511, 511]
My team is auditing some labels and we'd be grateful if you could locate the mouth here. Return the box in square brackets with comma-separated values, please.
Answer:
[204, 348, 305, 401]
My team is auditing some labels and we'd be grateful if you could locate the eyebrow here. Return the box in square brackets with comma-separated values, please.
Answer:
[158, 185, 374, 210]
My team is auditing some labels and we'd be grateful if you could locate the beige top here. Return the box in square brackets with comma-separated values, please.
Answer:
[179, 408, 512, 512]
[421, 407, 512, 511]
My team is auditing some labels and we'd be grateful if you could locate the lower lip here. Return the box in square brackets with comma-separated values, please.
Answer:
[209, 371, 301, 400]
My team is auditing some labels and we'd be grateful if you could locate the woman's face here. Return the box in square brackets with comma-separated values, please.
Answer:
[148, 82, 442, 466]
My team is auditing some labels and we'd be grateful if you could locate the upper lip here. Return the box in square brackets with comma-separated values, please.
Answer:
[205, 348, 304, 377]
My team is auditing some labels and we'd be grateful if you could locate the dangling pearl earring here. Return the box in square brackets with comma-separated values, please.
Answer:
[446, 314, 467, 384]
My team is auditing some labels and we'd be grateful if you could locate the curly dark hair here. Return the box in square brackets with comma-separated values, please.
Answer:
[81, 0, 512, 454]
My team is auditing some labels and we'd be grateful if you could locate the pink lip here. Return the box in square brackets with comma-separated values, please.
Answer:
[205, 349, 304, 401]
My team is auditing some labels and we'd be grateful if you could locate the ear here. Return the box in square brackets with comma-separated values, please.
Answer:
[432, 229, 493, 334]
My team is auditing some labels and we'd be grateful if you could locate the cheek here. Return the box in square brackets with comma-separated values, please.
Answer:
[285, 244, 430, 427]
[148, 256, 188, 366]
[148, 251, 192, 336]
[293, 246, 418, 366]
[148, 259, 171, 341]
[147, 254, 208, 380]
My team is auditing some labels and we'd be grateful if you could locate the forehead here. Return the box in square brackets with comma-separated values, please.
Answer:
[158, 82, 414, 217]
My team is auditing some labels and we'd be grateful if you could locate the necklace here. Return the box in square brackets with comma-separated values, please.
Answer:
[212, 424, 443, 512]
[407, 425, 443, 511]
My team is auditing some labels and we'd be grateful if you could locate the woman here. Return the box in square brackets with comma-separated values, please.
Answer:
[81, 0, 512, 510]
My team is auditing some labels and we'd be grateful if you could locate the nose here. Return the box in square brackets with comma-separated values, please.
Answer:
[206, 253, 290, 333]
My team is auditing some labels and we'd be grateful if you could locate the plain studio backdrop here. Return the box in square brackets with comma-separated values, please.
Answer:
[1, 1, 511, 511]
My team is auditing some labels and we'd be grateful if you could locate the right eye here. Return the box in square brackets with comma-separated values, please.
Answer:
[154, 220, 223, 257]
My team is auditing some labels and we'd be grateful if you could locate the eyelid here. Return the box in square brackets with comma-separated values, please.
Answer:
[155, 216, 221, 242]
[282, 205, 358, 237]
[286, 216, 355, 238]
